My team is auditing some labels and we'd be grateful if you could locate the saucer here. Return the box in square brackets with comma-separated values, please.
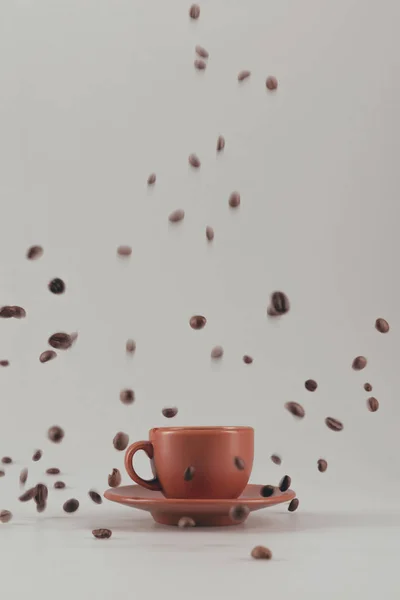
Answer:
[104, 484, 296, 527]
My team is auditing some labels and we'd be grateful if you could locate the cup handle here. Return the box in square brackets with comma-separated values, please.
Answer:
[124, 441, 162, 491]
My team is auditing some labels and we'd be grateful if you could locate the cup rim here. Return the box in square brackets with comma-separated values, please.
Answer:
[151, 426, 253, 435]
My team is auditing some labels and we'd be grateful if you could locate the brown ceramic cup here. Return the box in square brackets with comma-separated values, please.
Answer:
[124, 426, 254, 499]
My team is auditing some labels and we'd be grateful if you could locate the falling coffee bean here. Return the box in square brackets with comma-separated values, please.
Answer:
[211, 345, 224, 359]
[251, 546, 272, 560]
[19, 488, 36, 502]
[39, 350, 57, 363]
[46, 468, 60, 475]
[325, 417, 343, 432]
[92, 528, 112, 539]
[364, 383, 373, 392]
[12, 306, 26, 319]
[178, 516, 196, 528]
[0, 360, 9, 367]
[279, 475, 291, 492]
[0, 510, 12, 523]
[266, 76, 278, 91]
[126, 339, 136, 354]
[270, 454, 281, 466]
[108, 469, 122, 488]
[234, 456, 245, 471]
[48, 333, 74, 350]
[238, 70, 251, 81]
[189, 315, 207, 330]
[189, 3, 200, 19]
[285, 402, 305, 419]
[206, 226, 214, 241]
[228, 191, 240, 208]
[317, 459, 328, 473]
[0, 471, 4, 477]
[26, 245, 43, 260]
[367, 397, 379, 412]
[34, 484, 48, 513]
[194, 59, 207, 71]
[1, 457, 12, 464]
[168, 209, 185, 223]
[270, 291, 290, 315]
[229, 505, 250, 523]
[195, 45, 209, 59]
[162, 407, 178, 418]
[32, 449, 43, 462]
[288, 498, 299, 512]
[48, 426, 65, 443]
[305, 379, 318, 392]
[184, 466, 195, 481]
[375, 318, 389, 333]
[189, 154, 201, 168]
[120, 389, 135, 405]
[243, 355, 253, 364]
[352, 356, 367, 370]
[260, 485, 275, 498]
[19, 468, 28, 485]
[113, 432, 129, 451]
[63, 499, 79, 514]
[54, 481, 66, 489]
[88, 490, 103, 505]
[147, 173, 156, 185]
[117, 245, 132, 257]
[0, 306, 14, 318]
[216, 135, 225, 152]
[48, 278, 65, 295]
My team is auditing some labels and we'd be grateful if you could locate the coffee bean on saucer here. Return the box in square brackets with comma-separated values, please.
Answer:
[216, 135, 225, 151]
[279, 475, 291, 492]
[189, 315, 207, 330]
[48, 426, 65, 443]
[375, 318, 389, 333]
[39, 350, 57, 363]
[367, 397, 379, 412]
[251, 546, 272, 560]
[0, 471, 4, 477]
[229, 505, 250, 523]
[238, 70, 251, 81]
[189, 4, 200, 19]
[0, 360, 9, 367]
[162, 407, 178, 418]
[206, 226, 214, 241]
[0, 510, 12, 523]
[317, 459, 328, 472]
[260, 485, 275, 498]
[169, 209, 185, 223]
[305, 379, 318, 392]
[352, 356, 367, 370]
[34, 484, 48, 513]
[325, 417, 343, 432]
[270, 454, 281, 465]
[120, 389, 135, 405]
[92, 528, 112, 539]
[270, 291, 290, 315]
[1, 457, 12, 464]
[63, 499, 79, 513]
[189, 153, 201, 167]
[184, 466, 195, 481]
[285, 402, 305, 418]
[117, 245, 132, 257]
[19, 487, 36, 502]
[228, 191, 240, 208]
[113, 432, 129, 451]
[54, 481, 66, 489]
[48, 278, 65, 295]
[178, 517, 196, 528]
[26, 245, 43, 260]
[108, 469, 122, 488]
[288, 498, 299, 512]
[266, 76, 278, 91]
[364, 383, 373, 392]
[48, 333, 74, 350]
[195, 45, 209, 59]
[147, 173, 156, 185]
[88, 490, 103, 505]
[46, 468, 60, 475]
[211, 345, 224, 359]
[19, 468, 28, 485]
[234, 456, 245, 470]
[32, 449, 43, 462]
[126, 339, 136, 354]
[243, 355, 253, 364]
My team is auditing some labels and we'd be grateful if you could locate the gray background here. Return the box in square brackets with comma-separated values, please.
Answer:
[0, 0, 399, 598]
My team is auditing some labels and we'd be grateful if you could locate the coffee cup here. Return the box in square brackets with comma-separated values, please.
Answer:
[124, 426, 254, 499]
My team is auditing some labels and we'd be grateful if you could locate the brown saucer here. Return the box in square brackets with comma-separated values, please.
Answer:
[104, 484, 296, 527]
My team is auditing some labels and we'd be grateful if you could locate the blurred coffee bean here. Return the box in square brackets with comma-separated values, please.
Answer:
[206, 226, 214, 241]
[251, 546, 272, 560]
[34, 484, 48, 513]
[1, 457, 12, 464]
[211, 345, 224, 359]
[285, 402, 305, 418]
[120, 389, 135, 405]
[48, 333, 74, 350]
[63, 499, 79, 513]
[189, 315, 207, 329]
[40, 350, 57, 363]
[46, 468, 60, 475]
[367, 397, 379, 412]
[266, 76, 278, 90]
[19, 468, 28, 485]
[194, 59, 206, 71]
[189, 153, 201, 167]
[352, 356, 367, 370]
[238, 70, 251, 81]
[48, 426, 65, 443]
[162, 407, 178, 418]
[0, 360, 9, 367]
[189, 4, 200, 19]
[325, 417, 343, 432]
[195, 45, 209, 58]
[229, 505, 250, 523]
[169, 209, 185, 223]
[108, 469, 122, 488]
[364, 383, 372, 392]
[19, 488, 36, 502]
[92, 528, 112, 539]
[126, 339, 136, 354]
[228, 191, 240, 208]
[317, 459, 328, 472]
[216, 135, 225, 152]
[147, 173, 156, 185]
[48, 278, 65, 295]
[234, 456, 245, 470]
[184, 466, 195, 481]
[288, 498, 299, 512]
[178, 517, 196, 528]
[270, 291, 290, 315]
[375, 318, 389, 333]
[32, 449, 43, 461]
[26, 245, 43, 260]
[117, 245, 132, 257]
[54, 481, 66, 489]
[243, 355, 253, 364]
[88, 490, 103, 504]
[113, 432, 129, 451]
[0, 510, 12, 523]
[0, 471, 4, 477]
[305, 379, 318, 392]
[260, 485, 275, 497]
[270, 454, 281, 465]
[279, 475, 291, 492]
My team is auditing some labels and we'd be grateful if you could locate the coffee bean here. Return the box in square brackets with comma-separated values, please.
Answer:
[243, 355, 253, 364]
[19, 468, 28, 485]
[189, 4, 200, 19]
[19, 488, 36, 502]
[260, 485, 275, 497]
[317, 459, 328, 472]
[285, 402, 305, 419]
[375, 318, 389, 333]
[216, 135, 225, 152]
[0, 471, 4, 477]
[266, 76, 278, 91]
[189, 153, 201, 167]
[120, 389, 135, 405]
[211, 345, 224, 359]
[54, 481, 66, 489]
[194, 59, 207, 71]
[0, 360, 9, 367]
[238, 70, 251, 81]
[63, 499, 79, 513]
[162, 407, 178, 418]
[88, 490, 103, 505]
[184, 466, 195, 481]
[108, 469, 122, 488]
[26, 245, 43, 260]
[0, 306, 14, 318]
[251, 546, 272, 560]
[92, 528, 112, 539]
[126, 339, 136, 354]
[117, 245, 132, 257]
[147, 173, 156, 185]
[39, 350, 57, 363]
[279, 475, 291, 492]
[229, 504, 250, 523]
[288, 498, 299, 512]
[325, 417, 343, 432]
[270, 454, 281, 465]
[46, 468, 60, 475]
[206, 226, 214, 241]
[189, 315, 207, 330]
[1, 457, 12, 464]
[48, 278, 65, 295]
[364, 383, 373, 392]
[367, 397, 379, 412]
[169, 209, 185, 223]
[352, 356, 367, 370]
[48, 426, 65, 443]
[48, 333, 75, 350]
[234, 456, 245, 470]
[228, 191, 240, 208]
[178, 516, 196, 528]
[12, 306, 26, 319]
[113, 432, 129, 451]
[305, 379, 318, 392]
[32, 449, 43, 462]
[34, 484, 48, 513]
[270, 291, 290, 315]
[195, 45, 209, 59]
[0, 510, 12, 523]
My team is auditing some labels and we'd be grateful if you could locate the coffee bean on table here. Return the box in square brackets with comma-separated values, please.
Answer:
[48, 333, 74, 350]
[243, 355, 253, 364]
[126, 339, 136, 354]
[26, 245, 43, 260]
[325, 417, 343, 432]
[238, 70, 251, 81]
[48, 278, 65, 294]
[234, 456, 245, 470]
[162, 407, 178, 418]
[117, 245, 132, 257]
[184, 466, 195, 481]
[178, 516, 196, 528]
[32, 449, 43, 461]
[266, 76, 278, 90]
[46, 468, 60, 475]
[285, 402, 305, 418]
[189, 4, 200, 19]
[88, 490, 103, 505]
[270, 454, 281, 465]
[279, 475, 291, 492]
[305, 379, 318, 392]
[270, 291, 290, 315]
[251, 546, 272, 560]
[229, 505, 250, 523]
[0, 510, 12, 523]
[364, 383, 373, 392]
[189, 153, 201, 167]
[120, 389, 135, 405]
[211, 345, 224, 359]
[108, 469, 122, 488]
[367, 397, 379, 412]
[54, 481, 66, 489]
[63, 499, 79, 513]
[195, 45, 209, 59]
[1, 457, 12, 464]
[317, 459, 328, 472]
[0, 360, 9, 367]
[189, 315, 206, 330]
[228, 191, 240, 208]
[168, 209, 185, 223]
[48, 426, 65, 443]
[216, 135, 225, 152]
[288, 498, 299, 512]
[352, 356, 367, 370]
[260, 485, 275, 498]
[39, 350, 57, 363]
[92, 528, 112, 539]
[206, 226, 214, 241]
[147, 173, 156, 185]
[19, 468, 28, 485]
[113, 432, 129, 451]
[375, 318, 389, 333]
[194, 59, 207, 71]
[19, 488, 36, 502]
